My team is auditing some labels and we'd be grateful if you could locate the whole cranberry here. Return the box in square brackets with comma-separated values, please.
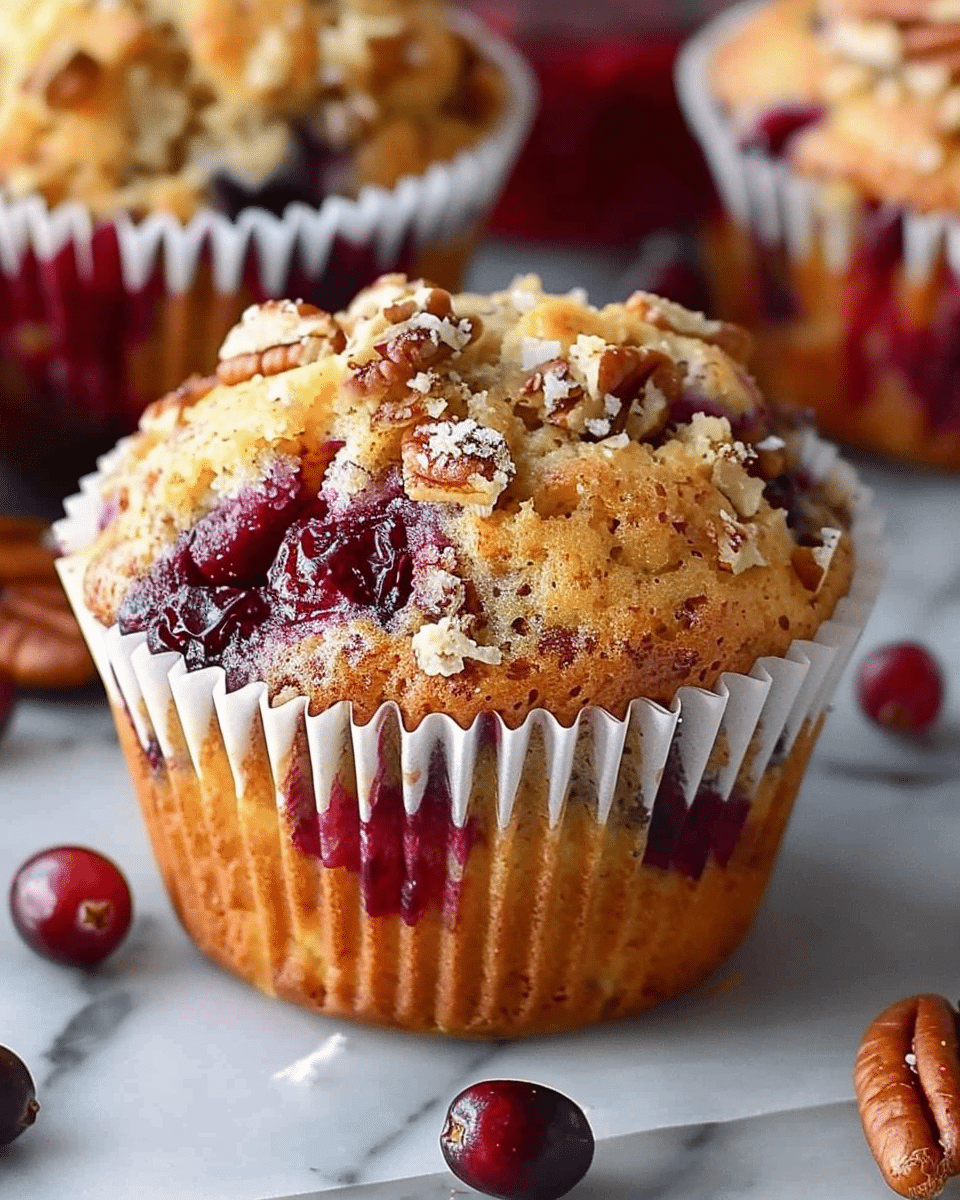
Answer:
[0, 1045, 38, 1146]
[10, 846, 133, 967]
[440, 1080, 594, 1200]
[856, 642, 945, 734]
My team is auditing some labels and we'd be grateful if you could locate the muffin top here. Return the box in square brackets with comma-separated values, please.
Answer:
[712, 0, 960, 212]
[77, 274, 854, 728]
[0, 0, 503, 220]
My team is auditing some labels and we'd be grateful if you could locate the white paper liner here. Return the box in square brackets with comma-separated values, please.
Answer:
[676, 0, 960, 281]
[0, 11, 538, 296]
[54, 431, 886, 844]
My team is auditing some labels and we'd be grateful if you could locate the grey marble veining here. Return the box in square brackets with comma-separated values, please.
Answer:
[0, 242, 958, 1198]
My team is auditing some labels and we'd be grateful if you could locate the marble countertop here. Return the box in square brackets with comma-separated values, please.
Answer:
[1, 241, 959, 1200]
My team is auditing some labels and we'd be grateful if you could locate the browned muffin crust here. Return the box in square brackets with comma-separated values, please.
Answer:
[712, 0, 960, 212]
[79, 277, 854, 728]
[0, 0, 503, 219]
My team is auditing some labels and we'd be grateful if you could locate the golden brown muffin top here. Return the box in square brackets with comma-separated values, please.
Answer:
[78, 275, 854, 727]
[0, 0, 503, 219]
[711, 0, 960, 211]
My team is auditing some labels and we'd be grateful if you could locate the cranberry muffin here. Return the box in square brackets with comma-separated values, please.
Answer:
[679, 0, 960, 469]
[57, 275, 878, 1035]
[0, 0, 534, 493]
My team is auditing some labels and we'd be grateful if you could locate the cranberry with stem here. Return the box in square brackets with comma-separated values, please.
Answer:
[0, 1045, 39, 1146]
[440, 1080, 594, 1200]
[856, 642, 945, 734]
[10, 846, 133, 967]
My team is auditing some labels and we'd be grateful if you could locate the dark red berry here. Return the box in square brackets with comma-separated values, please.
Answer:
[856, 642, 945, 734]
[186, 464, 304, 585]
[148, 584, 269, 668]
[440, 1080, 594, 1200]
[0, 1046, 39, 1146]
[269, 507, 414, 622]
[10, 846, 133, 967]
[0, 672, 16, 742]
[739, 102, 825, 158]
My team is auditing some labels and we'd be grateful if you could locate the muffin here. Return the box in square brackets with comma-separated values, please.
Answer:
[0, 0, 535, 492]
[56, 275, 882, 1036]
[678, 0, 960, 469]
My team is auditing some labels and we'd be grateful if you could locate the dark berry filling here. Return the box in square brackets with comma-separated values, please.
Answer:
[288, 745, 480, 926]
[738, 103, 826, 159]
[642, 750, 751, 879]
[118, 465, 444, 687]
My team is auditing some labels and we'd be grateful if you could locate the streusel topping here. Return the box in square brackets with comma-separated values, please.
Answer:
[79, 274, 854, 726]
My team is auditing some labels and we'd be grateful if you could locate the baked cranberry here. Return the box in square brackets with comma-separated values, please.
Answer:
[269, 507, 413, 622]
[148, 585, 269, 668]
[0, 672, 16, 742]
[186, 465, 304, 586]
[738, 102, 825, 158]
[10, 846, 133, 967]
[440, 1080, 594, 1200]
[856, 642, 945, 734]
[0, 1045, 38, 1147]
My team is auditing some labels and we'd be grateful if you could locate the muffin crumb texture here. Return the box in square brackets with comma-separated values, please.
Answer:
[81, 274, 854, 727]
[712, 0, 960, 210]
[0, 0, 503, 219]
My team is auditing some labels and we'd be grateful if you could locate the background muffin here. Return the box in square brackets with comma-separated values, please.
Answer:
[679, 0, 960, 470]
[0, 0, 535, 494]
[57, 275, 881, 1036]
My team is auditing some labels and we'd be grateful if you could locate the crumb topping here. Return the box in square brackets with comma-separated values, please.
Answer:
[80, 273, 854, 723]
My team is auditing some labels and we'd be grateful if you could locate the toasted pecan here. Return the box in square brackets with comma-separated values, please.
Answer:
[854, 994, 960, 1199]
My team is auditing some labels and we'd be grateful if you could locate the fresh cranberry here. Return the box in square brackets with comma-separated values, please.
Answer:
[0, 1045, 38, 1146]
[148, 585, 269, 669]
[10, 846, 133, 967]
[856, 643, 945, 734]
[738, 102, 825, 158]
[0, 672, 16, 742]
[440, 1080, 594, 1200]
[186, 466, 304, 586]
[269, 506, 413, 622]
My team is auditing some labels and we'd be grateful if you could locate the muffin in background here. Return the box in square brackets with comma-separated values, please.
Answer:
[678, 0, 960, 470]
[57, 275, 882, 1036]
[0, 0, 535, 494]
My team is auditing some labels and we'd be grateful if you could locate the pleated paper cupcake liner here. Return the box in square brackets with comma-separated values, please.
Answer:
[0, 11, 537, 488]
[54, 432, 885, 1035]
[676, 1, 960, 466]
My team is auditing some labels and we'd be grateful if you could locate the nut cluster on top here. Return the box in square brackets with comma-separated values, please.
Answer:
[78, 274, 853, 727]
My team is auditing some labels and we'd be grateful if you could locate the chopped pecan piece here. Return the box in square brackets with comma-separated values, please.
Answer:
[0, 519, 96, 688]
[401, 419, 515, 512]
[217, 301, 345, 385]
[348, 289, 478, 408]
[855, 994, 960, 1199]
[627, 290, 753, 365]
[140, 374, 217, 431]
[44, 50, 102, 109]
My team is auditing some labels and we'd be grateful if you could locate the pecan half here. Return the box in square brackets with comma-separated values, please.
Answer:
[401, 419, 515, 512]
[854, 994, 960, 1199]
[217, 301, 345, 386]
[0, 519, 96, 688]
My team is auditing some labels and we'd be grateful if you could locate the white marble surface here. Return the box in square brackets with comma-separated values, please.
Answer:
[1, 242, 959, 1200]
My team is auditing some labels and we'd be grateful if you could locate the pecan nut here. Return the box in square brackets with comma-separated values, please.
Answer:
[626, 290, 753, 364]
[0, 519, 96, 689]
[854, 994, 960, 1199]
[401, 419, 515, 512]
[216, 301, 345, 386]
